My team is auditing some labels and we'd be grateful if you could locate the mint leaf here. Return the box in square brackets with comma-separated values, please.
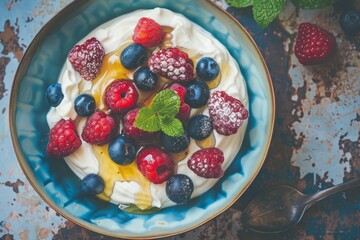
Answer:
[159, 116, 184, 137]
[134, 107, 161, 132]
[253, 0, 286, 28]
[151, 89, 180, 118]
[226, 0, 254, 8]
[291, 0, 336, 9]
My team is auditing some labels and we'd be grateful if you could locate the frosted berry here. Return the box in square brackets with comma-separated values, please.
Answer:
[68, 37, 105, 81]
[187, 114, 213, 140]
[148, 48, 195, 82]
[166, 174, 194, 205]
[208, 91, 248, 136]
[187, 147, 224, 178]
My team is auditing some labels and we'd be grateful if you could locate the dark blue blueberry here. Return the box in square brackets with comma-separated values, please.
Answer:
[166, 174, 194, 205]
[160, 131, 190, 153]
[108, 135, 137, 165]
[133, 67, 159, 91]
[188, 114, 213, 140]
[81, 173, 104, 195]
[185, 80, 210, 108]
[74, 94, 96, 117]
[340, 9, 360, 35]
[196, 57, 219, 81]
[46, 83, 63, 107]
[120, 43, 147, 70]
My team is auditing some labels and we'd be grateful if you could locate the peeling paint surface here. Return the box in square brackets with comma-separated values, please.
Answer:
[0, 0, 359, 239]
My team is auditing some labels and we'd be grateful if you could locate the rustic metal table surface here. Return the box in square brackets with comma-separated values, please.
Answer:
[1, 0, 359, 239]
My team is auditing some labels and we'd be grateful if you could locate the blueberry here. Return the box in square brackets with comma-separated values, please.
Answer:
[74, 94, 96, 117]
[46, 83, 64, 107]
[160, 131, 190, 153]
[133, 67, 159, 91]
[184, 80, 210, 108]
[81, 173, 104, 195]
[108, 135, 137, 165]
[166, 174, 194, 205]
[196, 57, 219, 81]
[340, 9, 360, 35]
[120, 43, 147, 70]
[188, 114, 213, 140]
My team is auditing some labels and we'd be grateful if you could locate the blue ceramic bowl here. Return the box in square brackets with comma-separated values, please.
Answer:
[9, 0, 274, 238]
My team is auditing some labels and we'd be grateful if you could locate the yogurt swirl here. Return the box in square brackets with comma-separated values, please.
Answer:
[47, 8, 248, 210]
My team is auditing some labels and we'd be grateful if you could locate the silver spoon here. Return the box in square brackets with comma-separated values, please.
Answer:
[242, 178, 360, 233]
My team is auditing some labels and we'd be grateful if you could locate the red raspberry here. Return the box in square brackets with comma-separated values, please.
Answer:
[187, 147, 224, 178]
[123, 108, 158, 141]
[82, 111, 116, 145]
[177, 103, 191, 123]
[169, 83, 187, 105]
[47, 119, 81, 158]
[104, 80, 139, 114]
[148, 48, 195, 82]
[208, 91, 248, 136]
[68, 37, 105, 81]
[132, 17, 165, 48]
[295, 23, 336, 65]
[136, 147, 174, 184]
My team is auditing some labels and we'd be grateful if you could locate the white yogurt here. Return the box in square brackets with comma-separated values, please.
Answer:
[46, 8, 248, 209]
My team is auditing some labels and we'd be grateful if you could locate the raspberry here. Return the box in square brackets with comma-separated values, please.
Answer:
[82, 111, 116, 145]
[132, 17, 165, 48]
[47, 119, 81, 157]
[148, 48, 195, 82]
[187, 148, 224, 178]
[169, 83, 191, 122]
[169, 83, 187, 105]
[177, 103, 191, 123]
[104, 80, 138, 114]
[136, 147, 174, 184]
[123, 108, 158, 141]
[208, 91, 248, 136]
[68, 37, 105, 81]
[294, 23, 336, 65]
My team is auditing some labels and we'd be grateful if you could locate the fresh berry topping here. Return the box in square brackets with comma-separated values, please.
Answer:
[196, 57, 219, 81]
[177, 103, 191, 123]
[188, 114, 213, 140]
[81, 111, 116, 145]
[68, 37, 105, 81]
[132, 17, 165, 48]
[123, 108, 158, 141]
[47, 119, 81, 157]
[166, 174, 194, 205]
[136, 147, 174, 184]
[184, 80, 210, 108]
[294, 23, 336, 65]
[208, 91, 248, 136]
[74, 94, 96, 117]
[169, 83, 187, 105]
[108, 135, 138, 165]
[148, 48, 195, 82]
[104, 80, 139, 114]
[187, 147, 224, 178]
[339, 9, 360, 35]
[133, 67, 159, 91]
[120, 43, 147, 70]
[46, 83, 64, 107]
[81, 173, 105, 195]
[160, 131, 190, 153]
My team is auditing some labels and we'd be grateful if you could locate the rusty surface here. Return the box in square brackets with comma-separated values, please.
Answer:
[0, 0, 359, 239]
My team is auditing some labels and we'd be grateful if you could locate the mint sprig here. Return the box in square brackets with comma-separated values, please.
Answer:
[226, 0, 337, 28]
[134, 89, 184, 137]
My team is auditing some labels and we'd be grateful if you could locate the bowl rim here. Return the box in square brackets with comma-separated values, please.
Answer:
[9, 0, 275, 238]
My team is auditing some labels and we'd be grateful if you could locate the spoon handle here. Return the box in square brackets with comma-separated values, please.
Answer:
[306, 178, 360, 206]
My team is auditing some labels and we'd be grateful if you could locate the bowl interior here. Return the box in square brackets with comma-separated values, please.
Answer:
[10, 0, 274, 238]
